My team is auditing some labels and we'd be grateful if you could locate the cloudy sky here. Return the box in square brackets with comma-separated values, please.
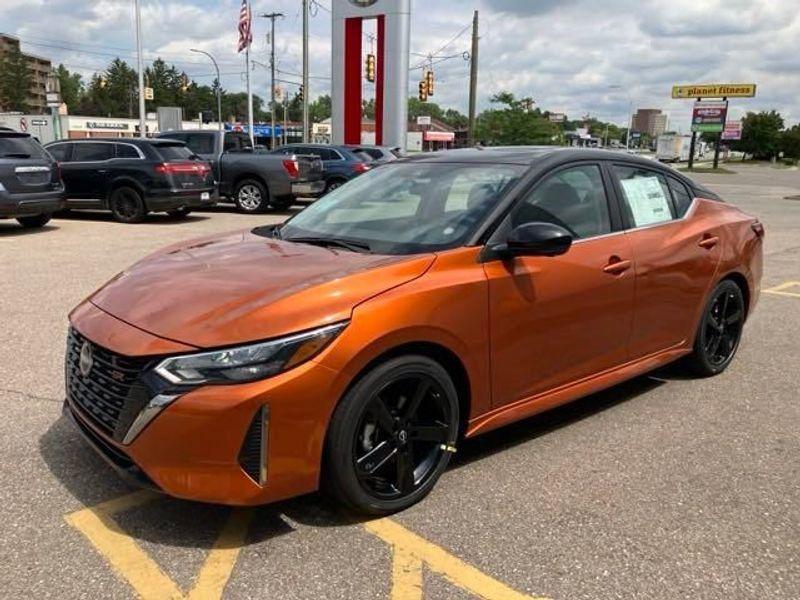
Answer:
[2, 0, 798, 129]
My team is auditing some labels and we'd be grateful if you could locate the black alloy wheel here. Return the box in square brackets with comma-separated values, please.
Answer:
[686, 280, 745, 376]
[109, 187, 147, 223]
[324, 355, 459, 515]
[16, 213, 52, 228]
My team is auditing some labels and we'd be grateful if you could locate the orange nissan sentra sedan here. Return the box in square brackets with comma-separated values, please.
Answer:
[65, 148, 763, 514]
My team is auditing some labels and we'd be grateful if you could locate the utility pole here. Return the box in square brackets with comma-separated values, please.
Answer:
[134, 0, 146, 138]
[467, 10, 479, 146]
[260, 12, 283, 150]
[302, 0, 310, 142]
[191, 49, 222, 133]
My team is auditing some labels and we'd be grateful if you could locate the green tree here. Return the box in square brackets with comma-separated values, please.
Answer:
[105, 58, 138, 117]
[0, 45, 31, 112]
[309, 94, 331, 123]
[781, 124, 800, 161]
[475, 92, 558, 146]
[733, 110, 784, 160]
[56, 64, 83, 110]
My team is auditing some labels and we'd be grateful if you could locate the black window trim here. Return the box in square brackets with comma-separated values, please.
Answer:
[48, 140, 144, 163]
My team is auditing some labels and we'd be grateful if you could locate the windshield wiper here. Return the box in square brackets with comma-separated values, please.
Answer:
[285, 236, 372, 253]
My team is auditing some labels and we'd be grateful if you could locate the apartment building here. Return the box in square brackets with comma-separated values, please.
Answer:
[0, 34, 53, 114]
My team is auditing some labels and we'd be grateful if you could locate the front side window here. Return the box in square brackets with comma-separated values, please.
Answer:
[614, 165, 674, 227]
[223, 133, 241, 152]
[279, 162, 525, 254]
[512, 164, 611, 239]
[72, 143, 114, 162]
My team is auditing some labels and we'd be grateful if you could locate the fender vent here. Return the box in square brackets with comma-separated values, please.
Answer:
[238, 406, 269, 485]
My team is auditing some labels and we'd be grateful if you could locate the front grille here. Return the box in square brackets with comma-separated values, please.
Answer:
[66, 328, 151, 443]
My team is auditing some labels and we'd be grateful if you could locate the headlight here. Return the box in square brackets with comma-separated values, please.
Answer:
[154, 322, 347, 386]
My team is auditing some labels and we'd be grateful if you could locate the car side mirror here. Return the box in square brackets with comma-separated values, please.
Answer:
[492, 222, 573, 258]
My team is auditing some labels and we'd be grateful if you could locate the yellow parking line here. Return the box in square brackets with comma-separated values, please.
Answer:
[187, 508, 254, 600]
[65, 491, 253, 600]
[65, 494, 183, 599]
[365, 518, 550, 600]
[390, 545, 423, 600]
[763, 281, 800, 298]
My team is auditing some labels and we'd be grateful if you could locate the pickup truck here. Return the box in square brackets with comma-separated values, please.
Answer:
[155, 130, 324, 212]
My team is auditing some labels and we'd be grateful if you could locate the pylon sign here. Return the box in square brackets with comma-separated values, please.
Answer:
[331, 0, 411, 147]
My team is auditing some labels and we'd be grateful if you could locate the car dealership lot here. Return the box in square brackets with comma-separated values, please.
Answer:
[1, 164, 798, 599]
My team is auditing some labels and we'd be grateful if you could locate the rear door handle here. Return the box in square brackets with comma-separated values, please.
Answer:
[603, 257, 632, 275]
[699, 235, 719, 249]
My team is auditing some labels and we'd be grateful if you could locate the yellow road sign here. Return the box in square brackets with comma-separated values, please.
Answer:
[671, 83, 756, 99]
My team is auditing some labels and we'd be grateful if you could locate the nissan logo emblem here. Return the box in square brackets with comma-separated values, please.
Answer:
[79, 342, 94, 378]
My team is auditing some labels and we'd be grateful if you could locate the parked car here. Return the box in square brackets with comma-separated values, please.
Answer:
[0, 128, 65, 229]
[156, 130, 324, 212]
[270, 143, 372, 193]
[343, 144, 404, 164]
[64, 148, 762, 515]
[44, 138, 215, 223]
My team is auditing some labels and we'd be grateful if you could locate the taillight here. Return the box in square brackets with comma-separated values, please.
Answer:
[155, 162, 210, 176]
[282, 159, 300, 178]
[352, 162, 371, 174]
[751, 220, 764, 238]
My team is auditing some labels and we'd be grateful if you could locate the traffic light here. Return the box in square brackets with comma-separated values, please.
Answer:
[418, 80, 428, 102]
[298, 84, 304, 102]
[365, 53, 376, 83]
[425, 70, 434, 96]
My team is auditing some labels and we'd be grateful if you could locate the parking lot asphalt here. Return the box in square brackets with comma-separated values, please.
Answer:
[1, 162, 798, 599]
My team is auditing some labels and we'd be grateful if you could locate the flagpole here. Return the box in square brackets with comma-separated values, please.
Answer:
[245, 0, 254, 147]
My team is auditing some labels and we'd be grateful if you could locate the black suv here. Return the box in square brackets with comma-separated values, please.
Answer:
[0, 128, 65, 229]
[44, 138, 215, 223]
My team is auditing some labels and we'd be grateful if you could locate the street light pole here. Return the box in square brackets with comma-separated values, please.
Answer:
[190, 49, 222, 133]
[609, 85, 633, 150]
[134, 0, 146, 138]
[302, 0, 309, 143]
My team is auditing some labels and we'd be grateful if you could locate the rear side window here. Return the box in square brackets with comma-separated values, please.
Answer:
[72, 143, 114, 162]
[0, 134, 47, 159]
[155, 144, 193, 161]
[667, 176, 694, 217]
[115, 144, 140, 159]
[613, 165, 674, 228]
[46, 143, 70, 161]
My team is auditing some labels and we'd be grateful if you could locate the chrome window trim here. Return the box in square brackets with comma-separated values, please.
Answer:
[14, 165, 50, 173]
[51, 140, 146, 163]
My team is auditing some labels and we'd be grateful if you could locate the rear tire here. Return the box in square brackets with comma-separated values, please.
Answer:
[234, 179, 269, 213]
[684, 279, 746, 376]
[109, 187, 147, 223]
[324, 355, 459, 515]
[167, 207, 192, 218]
[325, 178, 345, 194]
[16, 213, 52, 228]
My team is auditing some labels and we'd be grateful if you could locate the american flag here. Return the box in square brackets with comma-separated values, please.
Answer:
[237, 0, 252, 53]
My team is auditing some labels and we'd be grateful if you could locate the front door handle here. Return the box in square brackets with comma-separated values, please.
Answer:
[699, 234, 719, 249]
[603, 257, 632, 275]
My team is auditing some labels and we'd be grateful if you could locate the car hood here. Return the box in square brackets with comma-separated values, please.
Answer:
[88, 229, 435, 348]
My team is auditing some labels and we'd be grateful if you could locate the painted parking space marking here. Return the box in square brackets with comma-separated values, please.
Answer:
[65, 491, 253, 600]
[66, 491, 547, 599]
[365, 518, 550, 600]
[763, 281, 800, 298]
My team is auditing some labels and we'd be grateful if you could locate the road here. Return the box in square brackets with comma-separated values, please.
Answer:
[1, 163, 798, 599]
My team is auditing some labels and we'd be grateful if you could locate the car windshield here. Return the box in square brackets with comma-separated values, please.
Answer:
[279, 162, 526, 254]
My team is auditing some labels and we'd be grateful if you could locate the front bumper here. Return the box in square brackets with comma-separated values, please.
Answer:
[66, 302, 342, 506]
[291, 179, 325, 198]
[0, 187, 65, 218]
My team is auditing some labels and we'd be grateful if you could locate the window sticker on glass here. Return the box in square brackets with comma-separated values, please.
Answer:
[620, 176, 672, 227]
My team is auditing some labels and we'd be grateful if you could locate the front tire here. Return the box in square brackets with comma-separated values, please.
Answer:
[109, 187, 147, 223]
[685, 280, 746, 376]
[16, 213, 52, 228]
[234, 179, 269, 213]
[324, 355, 459, 515]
